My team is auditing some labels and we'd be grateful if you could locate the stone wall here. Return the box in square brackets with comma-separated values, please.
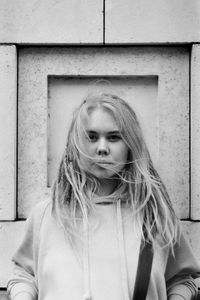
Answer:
[0, 0, 200, 44]
[1, 1, 200, 299]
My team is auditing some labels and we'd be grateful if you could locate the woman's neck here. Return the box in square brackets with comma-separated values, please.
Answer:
[96, 178, 118, 197]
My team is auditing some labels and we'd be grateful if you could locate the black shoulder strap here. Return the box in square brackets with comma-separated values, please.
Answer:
[132, 241, 153, 300]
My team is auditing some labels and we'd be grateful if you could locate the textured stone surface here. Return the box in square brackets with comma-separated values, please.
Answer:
[0, 46, 16, 220]
[0, 0, 103, 44]
[182, 221, 200, 286]
[1, 0, 200, 44]
[191, 44, 200, 220]
[18, 47, 189, 218]
[105, 0, 200, 43]
[0, 291, 8, 300]
[182, 221, 200, 262]
[0, 221, 24, 287]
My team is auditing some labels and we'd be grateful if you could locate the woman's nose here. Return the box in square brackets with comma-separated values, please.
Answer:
[97, 138, 109, 156]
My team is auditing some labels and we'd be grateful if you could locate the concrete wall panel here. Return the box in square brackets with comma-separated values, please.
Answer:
[0, 291, 8, 300]
[191, 44, 200, 220]
[48, 76, 158, 187]
[182, 221, 200, 286]
[182, 221, 200, 262]
[105, 0, 200, 43]
[0, 46, 16, 220]
[18, 47, 189, 219]
[0, 221, 24, 287]
[0, 0, 103, 44]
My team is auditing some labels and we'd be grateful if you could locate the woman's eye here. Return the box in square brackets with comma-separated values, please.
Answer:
[108, 135, 121, 142]
[88, 134, 98, 142]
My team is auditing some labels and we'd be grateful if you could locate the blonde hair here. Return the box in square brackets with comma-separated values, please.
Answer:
[52, 93, 178, 248]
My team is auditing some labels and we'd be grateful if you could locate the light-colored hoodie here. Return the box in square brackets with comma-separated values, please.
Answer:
[7, 199, 200, 300]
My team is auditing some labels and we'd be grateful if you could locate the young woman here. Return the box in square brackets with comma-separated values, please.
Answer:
[7, 93, 200, 300]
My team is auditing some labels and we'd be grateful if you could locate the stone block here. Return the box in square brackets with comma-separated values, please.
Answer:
[0, 46, 17, 220]
[182, 221, 200, 262]
[182, 221, 200, 287]
[191, 44, 200, 220]
[0, 221, 25, 287]
[17, 47, 189, 219]
[105, 0, 200, 43]
[0, 291, 8, 300]
[0, 0, 103, 44]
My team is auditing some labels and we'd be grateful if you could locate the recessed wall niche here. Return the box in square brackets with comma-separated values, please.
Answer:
[47, 76, 158, 187]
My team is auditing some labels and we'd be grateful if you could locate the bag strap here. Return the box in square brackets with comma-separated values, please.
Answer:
[132, 240, 153, 300]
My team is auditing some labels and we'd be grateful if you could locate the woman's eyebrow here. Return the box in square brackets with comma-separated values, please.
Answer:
[86, 130, 120, 134]
[86, 130, 97, 134]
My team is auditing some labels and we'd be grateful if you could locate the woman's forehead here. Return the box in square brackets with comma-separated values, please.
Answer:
[84, 107, 119, 131]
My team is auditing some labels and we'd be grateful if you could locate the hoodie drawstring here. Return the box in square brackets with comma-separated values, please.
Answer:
[117, 199, 130, 300]
[83, 216, 92, 300]
[83, 199, 130, 300]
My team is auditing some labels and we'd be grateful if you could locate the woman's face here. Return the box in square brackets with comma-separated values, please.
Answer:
[83, 107, 129, 179]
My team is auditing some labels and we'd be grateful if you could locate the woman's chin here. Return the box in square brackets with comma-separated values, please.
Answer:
[90, 167, 114, 179]
[92, 169, 121, 181]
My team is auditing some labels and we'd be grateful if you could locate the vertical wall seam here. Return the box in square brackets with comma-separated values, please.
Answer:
[189, 45, 192, 220]
[103, 0, 105, 44]
[16, 45, 19, 220]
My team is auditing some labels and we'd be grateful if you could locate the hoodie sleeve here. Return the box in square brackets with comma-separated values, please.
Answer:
[165, 224, 200, 299]
[7, 200, 50, 300]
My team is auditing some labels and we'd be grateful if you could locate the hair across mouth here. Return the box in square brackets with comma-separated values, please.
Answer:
[96, 161, 114, 165]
